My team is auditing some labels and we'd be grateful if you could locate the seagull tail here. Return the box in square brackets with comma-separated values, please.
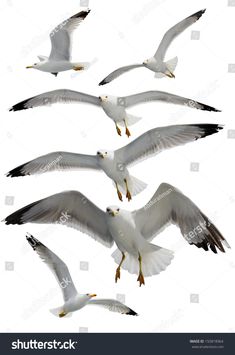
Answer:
[119, 113, 142, 127]
[165, 56, 178, 74]
[116, 176, 147, 196]
[112, 245, 174, 277]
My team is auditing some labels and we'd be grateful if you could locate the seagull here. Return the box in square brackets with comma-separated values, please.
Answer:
[4, 183, 230, 287]
[99, 9, 206, 85]
[25, 10, 90, 76]
[9, 89, 220, 137]
[26, 233, 137, 317]
[6, 124, 223, 201]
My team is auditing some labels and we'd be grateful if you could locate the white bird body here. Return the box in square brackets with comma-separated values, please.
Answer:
[6, 183, 230, 287]
[32, 60, 83, 73]
[99, 9, 206, 85]
[7, 124, 223, 201]
[26, 10, 91, 76]
[10, 89, 220, 136]
[26, 234, 138, 316]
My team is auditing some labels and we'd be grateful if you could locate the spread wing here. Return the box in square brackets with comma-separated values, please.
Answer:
[4, 191, 113, 248]
[133, 183, 230, 253]
[49, 10, 90, 61]
[9, 90, 100, 112]
[26, 234, 78, 302]
[154, 9, 206, 60]
[119, 91, 220, 112]
[99, 64, 144, 86]
[88, 299, 137, 316]
[7, 152, 100, 177]
[114, 124, 222, 167]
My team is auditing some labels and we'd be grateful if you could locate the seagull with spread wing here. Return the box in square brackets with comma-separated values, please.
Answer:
[26, 234, 137, 317]
[9, 89, 220, 137]
[6, 124, 223, 201]
[25, 10, 90, 76]
[4, 183, 230, 287]
[99, 9, 206, 85]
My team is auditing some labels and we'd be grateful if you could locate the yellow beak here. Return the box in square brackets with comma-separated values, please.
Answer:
[26, 66, 33, 69]
[111, 211, 119, 217]
[89, 294, 97, 298]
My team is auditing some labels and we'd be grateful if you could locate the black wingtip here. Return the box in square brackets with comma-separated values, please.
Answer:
[4, 201, 38, 225]
[195, 9, 206, 19]
[126, 309, 138, 316]
[6, 163, 28, 178]
[26, 233, 40, 249]
[9, 99, 30, 112]
[193, 123, 223, 139]
[200, 103, 221, 112]
[72, 9, 91, 20]
[98, 79, 106, 86]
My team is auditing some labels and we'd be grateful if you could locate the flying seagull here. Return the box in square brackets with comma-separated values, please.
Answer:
[9, 89, 220, 137]
[26, 233, 137, 317]
[6, 124, 223, 201]
[26, 10, 90, 76]
[99, 9, 206, 85]
[4, 183, 230, 287]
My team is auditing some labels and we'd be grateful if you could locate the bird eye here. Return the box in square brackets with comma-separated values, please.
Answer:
[97, 151, 100, 155]
[105, 96, 108, 99]
[117, 208, 120, 212]
[105, 152, 107, 154]
[106, 208, 110, 212]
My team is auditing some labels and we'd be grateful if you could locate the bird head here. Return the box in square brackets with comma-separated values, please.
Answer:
[106, 206, 120, 217]
[96, 150, 113, 159]
[98, 95, 109, 102]
[26, 62, 41, 70]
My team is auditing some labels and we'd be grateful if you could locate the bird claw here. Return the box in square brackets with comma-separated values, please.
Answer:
[117, 190, 123, 202]
[125, 127, 131, 138]
[116, 126, 122, 136]
[137, 272, 145, 287]
[115, 267, 121, 283]
[126, 190, 132, 202]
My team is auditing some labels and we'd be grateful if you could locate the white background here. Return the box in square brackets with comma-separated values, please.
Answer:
[0, 0, 235, 333]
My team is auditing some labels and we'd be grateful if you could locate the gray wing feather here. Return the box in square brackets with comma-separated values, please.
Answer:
[99, 64, 144, 85]
[49, 10, 90, 61]
[7, 152, 100, 177]
[5, 191, 113, 248]
[154, 9, 206, 60]
[119, 91, 219, 112]
[10, 90, 100, 111]
[26, 234, 78, 302]
[133, 183, 230, 253]
[88, 299, 137, 315]
[115, 124, 222, 167]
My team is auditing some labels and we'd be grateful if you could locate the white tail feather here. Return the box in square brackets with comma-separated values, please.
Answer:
[154, 72, 166, 78]
[165, 56, 178, 73]
[119, 113, 142, 127]
[112, 245, 174, 277]
[115, 176, 147, 196]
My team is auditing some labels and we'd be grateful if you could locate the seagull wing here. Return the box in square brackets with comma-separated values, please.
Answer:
[49, 10, 90, 61]
[4, 191, 113, 248]
[133, 183, 230, 253]
[88, 299, 137, 316]
[120, 90, 220, 112]
[154, 9, 206, 61]
[99, 64, 144, 86]
[9, 90, 100, 112]
[26, 234, 78, 302]
[7, 152, 100, 177]
[115, 124, 222, 167]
